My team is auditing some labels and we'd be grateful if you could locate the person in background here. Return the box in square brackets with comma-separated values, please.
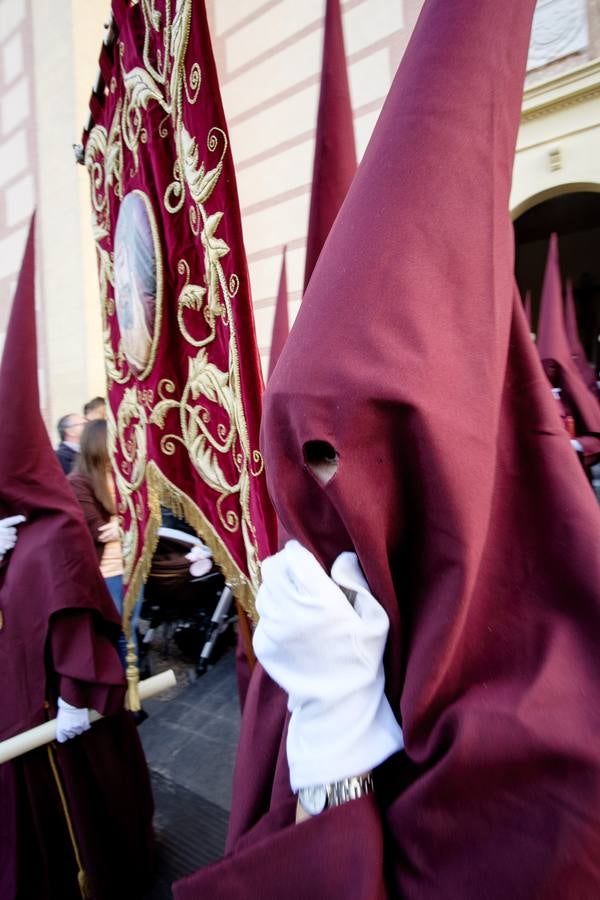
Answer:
[68, 419, 142, 665]
[83, 395, 107, 420]
[55, 413, 87, 475]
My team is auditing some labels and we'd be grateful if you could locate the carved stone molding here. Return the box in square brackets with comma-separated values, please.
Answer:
[527, 0, 589, 71]
[521, 58, 600, 122]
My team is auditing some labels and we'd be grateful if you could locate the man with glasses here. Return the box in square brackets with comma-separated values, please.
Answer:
[55, 413, 87, 475]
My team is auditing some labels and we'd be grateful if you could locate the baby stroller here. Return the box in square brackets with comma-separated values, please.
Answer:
[140, 510, 237, 675]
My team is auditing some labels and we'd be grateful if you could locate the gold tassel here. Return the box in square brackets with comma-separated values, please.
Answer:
[125, 637, 141, 712]
[47, 745, 92, 899]
[78, 869, 92, 900]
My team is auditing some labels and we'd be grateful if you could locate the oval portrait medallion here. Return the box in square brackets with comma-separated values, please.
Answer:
[114, 190, 162, 378]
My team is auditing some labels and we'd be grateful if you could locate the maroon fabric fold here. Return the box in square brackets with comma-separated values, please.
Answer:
[537, 234, 600, 434]
[267, 248, 289, 380]
[565, 277, 598, 392]
[303, 0, 356, 291]
[524, 288, 532, 329]
[176, 795, 387, 900]
[208, 0, 600, 896]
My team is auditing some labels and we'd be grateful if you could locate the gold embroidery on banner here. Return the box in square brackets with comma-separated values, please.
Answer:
[86, 0, 264, 621]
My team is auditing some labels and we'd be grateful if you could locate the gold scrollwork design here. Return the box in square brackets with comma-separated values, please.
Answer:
[87, 0, 265, 615]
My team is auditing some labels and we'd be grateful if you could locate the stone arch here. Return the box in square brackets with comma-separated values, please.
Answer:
[511, 181, 600, 221]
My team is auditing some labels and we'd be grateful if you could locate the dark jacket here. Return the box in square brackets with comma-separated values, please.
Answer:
[56, 442, 78, 475]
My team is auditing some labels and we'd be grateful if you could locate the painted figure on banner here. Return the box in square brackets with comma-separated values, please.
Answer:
[114, 191, 159, 377]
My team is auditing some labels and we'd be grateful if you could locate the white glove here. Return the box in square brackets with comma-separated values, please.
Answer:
[0, 515, 26, 558]
[254, 541, 404, 791]
[571, 439, 584, 453]
[186, 543, 213, 577]
[56, 697, 91, 743]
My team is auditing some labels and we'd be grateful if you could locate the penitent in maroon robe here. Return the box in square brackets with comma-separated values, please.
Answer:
[537, 235, 600, 469]
[174, 0, 600, 898]
[0, 220, 154, 900]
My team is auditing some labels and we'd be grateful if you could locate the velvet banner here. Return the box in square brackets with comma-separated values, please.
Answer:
[82, 0, 277, 625]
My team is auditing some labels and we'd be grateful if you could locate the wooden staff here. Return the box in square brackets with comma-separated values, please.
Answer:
[0, 669, 176, 765]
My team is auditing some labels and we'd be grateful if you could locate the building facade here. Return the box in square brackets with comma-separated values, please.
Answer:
[0, 0, 598, 427]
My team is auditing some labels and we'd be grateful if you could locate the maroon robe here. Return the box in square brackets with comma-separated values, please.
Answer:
[175, 1, 600, 897]
[0, 220, 154, 900]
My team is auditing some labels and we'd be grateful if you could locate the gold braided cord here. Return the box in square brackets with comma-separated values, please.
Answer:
[46, 745, 91, 900]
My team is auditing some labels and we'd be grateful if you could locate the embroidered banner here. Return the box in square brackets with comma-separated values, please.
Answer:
[83, 0, 276, 620]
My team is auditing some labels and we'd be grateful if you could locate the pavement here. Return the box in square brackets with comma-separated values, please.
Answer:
[138, 638, 241, 899]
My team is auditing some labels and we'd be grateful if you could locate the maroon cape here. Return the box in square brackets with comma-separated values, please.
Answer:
[175, 1, 600, 898]
[0, 220, 154, 900]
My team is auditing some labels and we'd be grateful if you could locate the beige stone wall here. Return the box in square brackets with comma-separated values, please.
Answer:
[30, 0, 111, 431]
[512, 59, 600, 218]
[0, 0, 36, 373]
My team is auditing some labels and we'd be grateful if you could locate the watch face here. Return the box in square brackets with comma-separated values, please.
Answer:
[299, 784, 327, 815]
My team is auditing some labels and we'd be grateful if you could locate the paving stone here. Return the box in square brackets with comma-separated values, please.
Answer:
[138, 644, 242, 895]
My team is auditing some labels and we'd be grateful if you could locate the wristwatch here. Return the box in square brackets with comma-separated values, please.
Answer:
[298, 773, 374, 816]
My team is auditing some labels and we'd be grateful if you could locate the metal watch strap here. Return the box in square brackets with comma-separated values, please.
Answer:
[325, 773, 374, 807]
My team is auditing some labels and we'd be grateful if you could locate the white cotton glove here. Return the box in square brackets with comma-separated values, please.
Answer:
[56, 697, 91, 743]
[186, 542, 213, 577]
[0, 515, 26, 559]
[253, 541, 404, 791]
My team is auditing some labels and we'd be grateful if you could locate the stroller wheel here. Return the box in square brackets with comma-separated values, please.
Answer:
[196, 658, 208, 677]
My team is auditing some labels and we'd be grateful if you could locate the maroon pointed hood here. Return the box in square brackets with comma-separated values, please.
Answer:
[0, 216, 120, 741]
[303, 0, 357, 291]
[565, 277, 597, 391]
[0, 217, 61, 516]
[260, 0, 600, 891]
[0, 219, 92, 516]
[537, 234, 600, 432]
[267, 249, 289, 381]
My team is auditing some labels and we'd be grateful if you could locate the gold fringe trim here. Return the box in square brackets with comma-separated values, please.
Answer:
[121, 472, 163, 712]
[121, 459, 258, 688]
[47, 745, 92, 899]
